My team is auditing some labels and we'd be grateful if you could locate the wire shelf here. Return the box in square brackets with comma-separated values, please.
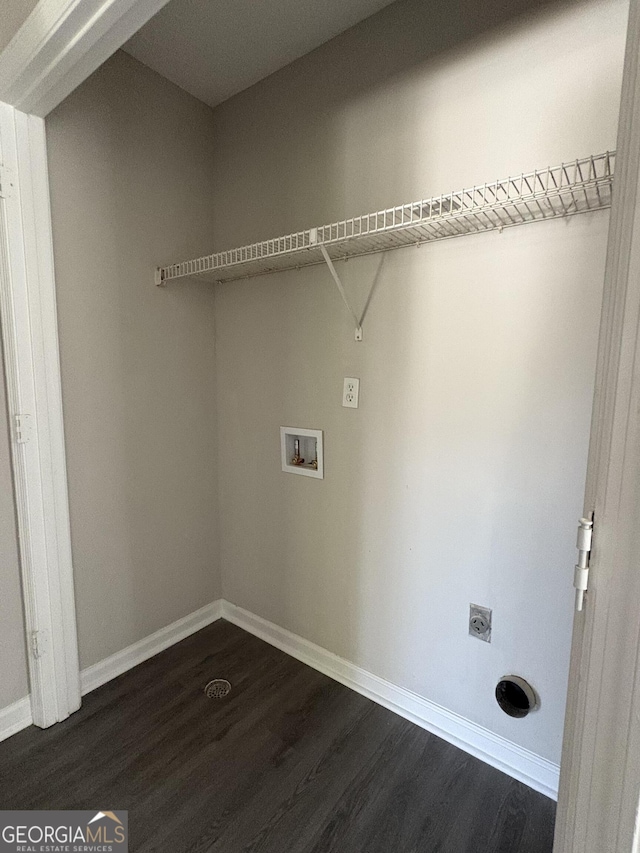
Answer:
[157, 152, 615, 285]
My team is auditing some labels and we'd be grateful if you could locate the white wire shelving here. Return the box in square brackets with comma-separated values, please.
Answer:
[156, 152, 615, 289]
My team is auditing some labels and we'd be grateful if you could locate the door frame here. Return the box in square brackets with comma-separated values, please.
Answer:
[0, 103, 80, 728]
[554, 1, 640, 849]
[2, 0, 640, 847]
[0, 0, 170, 727]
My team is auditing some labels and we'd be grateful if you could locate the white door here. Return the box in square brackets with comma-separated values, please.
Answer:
[554, 1, 640, 850]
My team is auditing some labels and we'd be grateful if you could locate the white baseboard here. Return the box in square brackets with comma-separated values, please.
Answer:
[221, 600, 560, 800]
[73, 595, 558, 798]
[0, 695, 32, 742]
[80, 600, 223, 695]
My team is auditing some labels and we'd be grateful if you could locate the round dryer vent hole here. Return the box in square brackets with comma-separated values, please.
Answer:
[204, 679, 231, 699]
[495, 676, 538, 718]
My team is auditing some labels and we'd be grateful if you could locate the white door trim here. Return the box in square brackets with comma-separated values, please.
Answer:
[0, 103, 80, 726]
[0, 0, 173, 733]
[0, 0, 171, 117]
[553, 1, 640, 850]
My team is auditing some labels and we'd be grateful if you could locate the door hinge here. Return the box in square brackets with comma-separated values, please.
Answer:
[30, 630, 45, 659]
[14, 413, 32, 444]
[574, 514, 594, 612]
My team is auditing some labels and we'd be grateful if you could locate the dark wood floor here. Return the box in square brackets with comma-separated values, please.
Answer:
[0, 620, 555, 852]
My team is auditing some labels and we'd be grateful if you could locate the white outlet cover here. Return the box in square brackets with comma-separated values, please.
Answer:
[342, 377, 360, 408]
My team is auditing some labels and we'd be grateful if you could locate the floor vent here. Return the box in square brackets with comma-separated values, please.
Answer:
[204, 679, 231, 699]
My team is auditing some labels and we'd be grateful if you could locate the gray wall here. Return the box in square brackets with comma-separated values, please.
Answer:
[46, 51, 221, 670]
[211, 0, 628, 763]
[0, 0, 39, 53]
[0, 348, 28, 708]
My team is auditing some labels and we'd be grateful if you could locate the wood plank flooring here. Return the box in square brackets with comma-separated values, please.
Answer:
[0, 620, 556, 851]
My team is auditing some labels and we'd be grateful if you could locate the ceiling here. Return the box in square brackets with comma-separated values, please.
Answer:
[124, 0, 398, 108]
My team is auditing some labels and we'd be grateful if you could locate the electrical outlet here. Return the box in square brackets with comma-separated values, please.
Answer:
[469, 604, 492, 642]
[342, 377, 360, 408]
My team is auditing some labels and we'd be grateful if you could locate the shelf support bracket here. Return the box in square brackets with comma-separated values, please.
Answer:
[319, 244, 363, 341]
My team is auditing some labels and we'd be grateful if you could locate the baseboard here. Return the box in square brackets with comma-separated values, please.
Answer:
[75, 595, 559, 798]
[0, 696, 32, 742]
[221, 600, 560, 800]
[80, 599, 223, 695]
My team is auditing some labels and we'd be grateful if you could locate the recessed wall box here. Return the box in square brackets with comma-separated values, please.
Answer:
[280, 427, 323, 479]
